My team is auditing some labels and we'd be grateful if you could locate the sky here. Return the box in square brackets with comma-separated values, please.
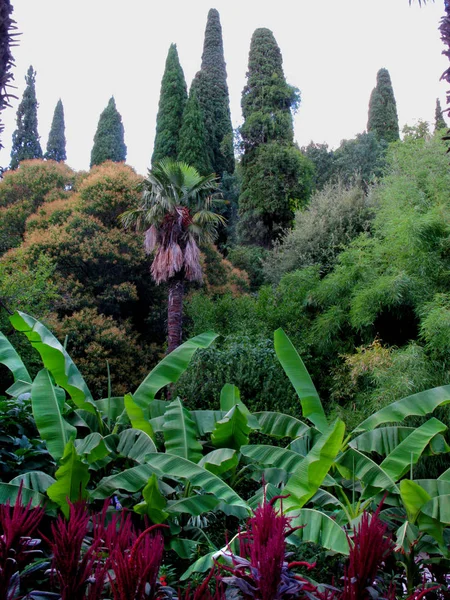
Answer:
[0, 0, 447, 176]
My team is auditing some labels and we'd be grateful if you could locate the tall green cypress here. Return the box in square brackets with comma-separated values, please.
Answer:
[0, 0, 17, 150]
[178, 88, 211, 175]
[10, 66, 42, 169]
[152, 44, 187, 164]
[190, 9, 234, 177]
[45, 99, 66, 162]
[367, 68, 400, 143]
[434, 98, 447, 131]
[238, 28, 310, 247]
[90, 96, 126, 168]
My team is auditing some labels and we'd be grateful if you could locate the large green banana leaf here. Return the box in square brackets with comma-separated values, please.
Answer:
[117, 428, 157, 462]
[220, 383, 242, 411]
[31, 368, 77, 461]
[6, 379, 32, 398]
[283, 419, 345, 512]
[289, 508, 349, 555]
[254, 411, 311, 439]
[0, 331, 31, 383]
[379, 418, 447, 481]
[198, 448, 239, 476]
[336, 447, 399, 494]
[92, 464, 157, 498]
[400, 479, 431, 523]
[132, 332, 219, 409]
[134, 473, 169, 523]
[47, 441, 90, 517]
[10, 472, 55, 493]
[180, 551, 218, 581]
[166, 494, 220, 516]
[75, 432, 110, 465]
[349, 426, 415, 456]
[10, 311, 98, 415]
[241, 444, 305, 472]
[163, 398, 203, 462]
[0, 483, 47, 508]
[211, 405, 252, 451]
[95, 397, 125, 421]
[354, 385, 450, 433]
[124, 393, 155, 439]
[190, 410, 226, 435]
[274, 329, 327, 432]
[415, 479, 450, 496]
[421, 494, 450, 524]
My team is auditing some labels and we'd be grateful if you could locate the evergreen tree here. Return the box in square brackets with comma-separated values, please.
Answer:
[45, 99, 66, 162]
[190, 8, 234, 177]
[434, 98, 447, 131]
[152, 44, 187, 164]
[237, 28, 307, 247]
[367, 68, 400, 143]
[178, 88, 211, 175]
[10, 66, 42, 169]
[90, 96, 126, 168]
[0, 0, 18, 150]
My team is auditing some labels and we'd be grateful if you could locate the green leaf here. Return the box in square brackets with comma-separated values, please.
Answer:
[166, 494, 220, 516]
[170, 538, 199, 560]
[6, 379, 32, 397]
[421, 494, 450, 524]
[134, 473, 169, 523]
[10, 472, 55, 494]
[220, 384, 244, 412]
[47, 441, 90, 517]
[400, 479, 431, 523]
[132, 332, 219, 409]
[349, 427, 415, 456]
[0, 484, 47, 508]
[0, 330, 31, 383]
[336, 447, 399, 493]
[124, 393, 155, 439]
[92, 464, 156, 498]
[283, 419, 346, 512]
[10, 311, 98, 415]
[254, 411, 311, 439]
[163, 398, 203, 462]
[75, 433, 109, 464]
[211, 405, 251, 451]
[31, 369, 77, 461]
[95, 397, 125, 422]
[247, 483, 280, 510]
[379, 418, 447, 481]
[354, 385, 450, 433]
[274, 328, 327, 432]
[289, 509, 349, 555]
[180, 551, 217, 581]
[190, 410, 226, 435]
[117, 429, 157, 463]
[241, 444, 306, 472]
[198, 448, 238, 476]
[394, 521, 420, 553]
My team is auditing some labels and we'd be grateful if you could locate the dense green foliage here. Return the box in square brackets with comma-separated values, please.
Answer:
[90, 97, 127, 167]
[0, 0, 16, 149]
[190, 8, 234, 177]
[238, 28, 310, 246]
[45, 99, 66, 162]
[435, 97, 447, 131]
[10, 66, 42, 169]
[177, 88, 211, 175]
[152, 44, 187, 165]
[367, 67, 400, 143]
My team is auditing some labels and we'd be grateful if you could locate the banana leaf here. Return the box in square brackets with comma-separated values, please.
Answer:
[247, 482, 280, 510]
[74, 433, 109, 464]
[170, 538, 199, 560]
[31, 369, 77, 462]
[220, 384, 243, 411]
[354, 385, 450, 433]
[336, 447, 399, 494]
[0, 330, 31, 383]
[180, 551, 217, 581]
[211, 405, 252, 451]
[124, 393, 155, 439]
[117, 428, 157, 462]
[254, 411, 311, 439]
[198, 448, 239, 476]
[10, 311, 98, 415]
[241, 444, 304, 472]
[10, 472, 55, 493]
[132, 332, 219, 409]
[289, 508, 349, 555]
[95, 397, 125, 422]
[379, 418, 447, 481]
[349, 427, 415, 456]
[399, 479, 431, 524]
[92, 464, 157, 498]
[421, 494, 450, 524]
[190, 410, 226, 435]
[0, 483, 47, 508]
[47, 441, 90, 517]
[134, 473, 169, 523]
[283, 419, 345, 512]
[166, 494, 220, 516]
[6, 379, 32, 398]
[414, 479, 450, 497]
[274, 329, 327, 432]
[163, 398, 203, 462]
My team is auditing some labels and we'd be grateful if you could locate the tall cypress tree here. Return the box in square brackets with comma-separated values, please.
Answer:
[0, 0, 18, 150]
[152, 44, 187, 165]
[90, 96, 126, 168]
[237, 28, 311, 247]
[178, 88, 211, 175]
[10, 66, 42, 169]
[190, 9, 234, 177]
[367, 68, 400, 143]
[434, 98, 447, 131]
[45, 99, 66, 162]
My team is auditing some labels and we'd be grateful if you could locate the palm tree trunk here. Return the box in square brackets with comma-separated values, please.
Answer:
[167, 276, 184, 354]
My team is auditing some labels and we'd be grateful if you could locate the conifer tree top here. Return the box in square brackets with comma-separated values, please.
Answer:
[90, 95, 127, 167]
[45, 98, 66, 162]
[367, 67, 399, 143]
[201, 8, 226, 72]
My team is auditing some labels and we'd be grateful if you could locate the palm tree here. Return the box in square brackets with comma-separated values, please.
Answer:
[120, 158, 224, 353]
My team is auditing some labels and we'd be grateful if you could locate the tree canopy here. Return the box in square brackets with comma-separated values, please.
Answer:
[90, 97, 127, 167]
[45, 99, 66, 162]
[10, 66, 42, 169]
[367, 68, 400, 143]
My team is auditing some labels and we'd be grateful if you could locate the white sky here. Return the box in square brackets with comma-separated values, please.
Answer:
[0, 0, 447, 176]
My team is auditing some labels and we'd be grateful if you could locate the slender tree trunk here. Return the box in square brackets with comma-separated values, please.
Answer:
[167, 276, 184, 354]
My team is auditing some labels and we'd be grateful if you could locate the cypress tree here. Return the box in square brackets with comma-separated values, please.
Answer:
[238, 28, 308, 247]
[152, 44, 187, 164]
[367, 68, 400, 143]
[434, 98, 447, 131]
[0, 0, 18, 149]
[45, 99, 66, 162]
[178, 88, 211, 175]
[10, 66, 42, 169]
[90, 96, 126, 168]
[190, 8, 234, 177]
